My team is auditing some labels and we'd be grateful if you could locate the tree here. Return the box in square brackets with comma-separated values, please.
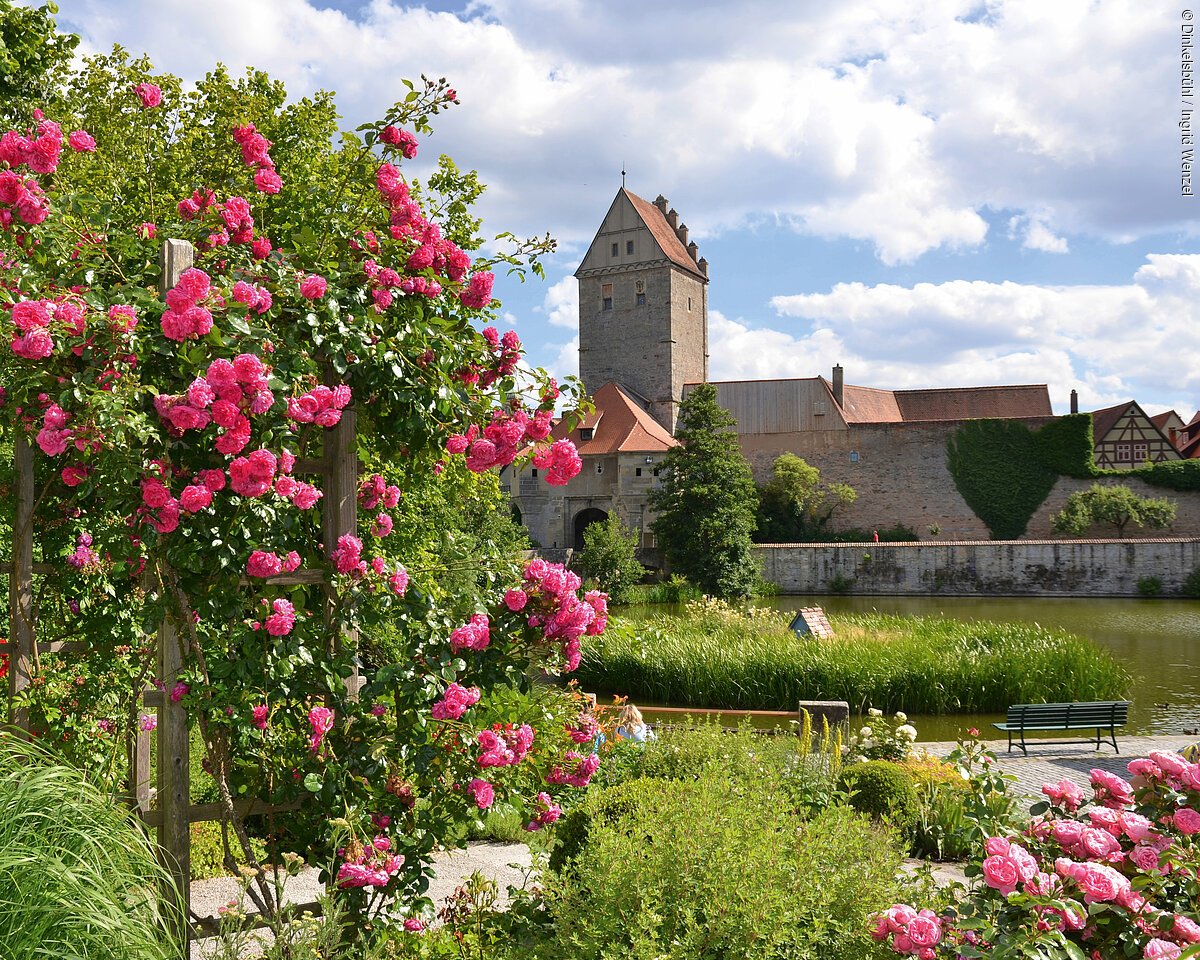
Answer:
[755, 452, 857, 542]
[1051, 484, 1177, 538]
[577, 512, 645, 603]
[649, 384, 759, 598]
[0, 1, 78, 122]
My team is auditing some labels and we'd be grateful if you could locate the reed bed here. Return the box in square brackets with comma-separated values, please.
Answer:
[577, 601, 1131, 714]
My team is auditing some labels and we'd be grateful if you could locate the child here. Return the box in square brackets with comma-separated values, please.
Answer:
[615, 704, 655, 743]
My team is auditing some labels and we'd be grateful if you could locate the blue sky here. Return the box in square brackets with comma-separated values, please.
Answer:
[51, 0, 1200, 417]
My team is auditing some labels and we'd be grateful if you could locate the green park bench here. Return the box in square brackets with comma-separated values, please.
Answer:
[993, 701, 1130, 755]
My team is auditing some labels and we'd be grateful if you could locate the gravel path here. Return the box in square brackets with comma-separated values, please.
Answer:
[918, 733, 1198, 802]
[189, 841, 532, 958]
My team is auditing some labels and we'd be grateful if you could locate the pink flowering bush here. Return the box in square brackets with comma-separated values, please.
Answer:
[1, 46, 596, 940]
[872, 749, 1200, 959]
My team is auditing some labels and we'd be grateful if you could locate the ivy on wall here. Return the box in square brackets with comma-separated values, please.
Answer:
[946, 415, 1095, 539]
[1032, 414, 1097, 478]
[1135, 459, 1200, 491]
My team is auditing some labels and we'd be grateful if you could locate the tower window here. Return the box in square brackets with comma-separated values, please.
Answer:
[635, 467, 643, 477]
[687, 297, 692, 311]
[626, 240, 634, 255]
[636, 292, 646, 306]
[602, 282, 613, 311]
[596, 462, 604, 475]
[611, 242, 619, 257]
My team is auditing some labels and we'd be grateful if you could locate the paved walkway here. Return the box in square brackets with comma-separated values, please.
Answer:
[919, 734, 1198, 803]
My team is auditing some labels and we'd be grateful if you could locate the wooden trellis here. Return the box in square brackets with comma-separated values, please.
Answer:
[4, 239, 359, 954]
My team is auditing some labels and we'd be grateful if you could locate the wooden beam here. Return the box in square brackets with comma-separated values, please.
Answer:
[8, 433, 34, 731]
[140, 797, 302, 829]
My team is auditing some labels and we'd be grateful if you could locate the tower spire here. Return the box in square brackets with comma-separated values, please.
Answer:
[621, 163, 626, 188]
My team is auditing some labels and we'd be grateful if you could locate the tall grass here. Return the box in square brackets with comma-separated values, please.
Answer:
[0, 732, 182, 959]
[578, 601, 1131, 714]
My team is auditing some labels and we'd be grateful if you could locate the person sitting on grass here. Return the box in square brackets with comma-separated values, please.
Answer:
[615, 704, 655, 744]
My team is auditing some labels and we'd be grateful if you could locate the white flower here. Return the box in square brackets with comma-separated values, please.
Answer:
[863, 739, 876, 749]
[896, 724, 918, 741]
[868, 708, 883, 717]
[859, 726, 873, 738]
[894, 711, 907, 722]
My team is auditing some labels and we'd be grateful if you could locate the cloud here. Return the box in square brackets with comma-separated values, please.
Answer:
[542, 274, 579, 329]
[1008, 215, 1070, 254]
[751, 254, 1200, 413]
[53, 0, 1200, 266]
[545, 334, 580, 385]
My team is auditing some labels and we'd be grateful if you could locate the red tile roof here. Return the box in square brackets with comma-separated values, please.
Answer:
[892, 384, 1052, 421]
[1089, 401, 1135, 440]
[835, 382, 903, 423]
[623, 189, 707, 282]
[550, 381, 677, 454]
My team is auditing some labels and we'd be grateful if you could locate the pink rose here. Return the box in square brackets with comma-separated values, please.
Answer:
[299, 274, 327, 299]
[1143, 939, 1182, 959]
[68, 130, 96, 152]
[908, 915, 942, 949]
[1173, 807, 1200, 835]
[134, 82, 162, 108]
[467, 778, 494, 809]
[981, 855, 1020, 895]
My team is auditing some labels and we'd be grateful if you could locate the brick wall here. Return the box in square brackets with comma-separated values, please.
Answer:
[756, 539, 1200, 596]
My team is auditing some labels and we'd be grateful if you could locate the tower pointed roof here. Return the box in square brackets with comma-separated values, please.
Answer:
[574, 187, 707, 282]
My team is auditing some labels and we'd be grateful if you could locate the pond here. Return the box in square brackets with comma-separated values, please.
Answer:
[623, 595, 1200, 742]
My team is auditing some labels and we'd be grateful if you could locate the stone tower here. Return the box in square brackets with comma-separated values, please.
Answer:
[575, 189, 709, 434]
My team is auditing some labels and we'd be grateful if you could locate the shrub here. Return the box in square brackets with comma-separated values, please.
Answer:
[544, 771, 909, 960]
[547, 779, 649, 874]
[1137, 575, 1164, 597]
[622, 574, 702, 605]
[1183, 565, 1200, 598]
[0, 734, 181, 959]
[575, 513, 646, 604]
[837, 760, 919, 832]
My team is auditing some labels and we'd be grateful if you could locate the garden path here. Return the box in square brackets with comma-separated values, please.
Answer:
[189, 841, 532, 958]
[920, 734, 1198, 801]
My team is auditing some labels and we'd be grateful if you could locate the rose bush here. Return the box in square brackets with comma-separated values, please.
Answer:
[872, 749, 1200, 960]
[1, 38, 599, 938]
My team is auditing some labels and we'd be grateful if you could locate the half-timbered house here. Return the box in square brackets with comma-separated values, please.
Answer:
[1090, 401, 1182, 470]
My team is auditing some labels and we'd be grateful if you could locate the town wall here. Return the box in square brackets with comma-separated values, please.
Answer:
[737, 420, 1200, 539]
[756, 539, 1200, 597]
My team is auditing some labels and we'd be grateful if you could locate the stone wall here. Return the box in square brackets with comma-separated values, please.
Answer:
[737, 420, 1200, 539]
[756, 539, 1200, 597]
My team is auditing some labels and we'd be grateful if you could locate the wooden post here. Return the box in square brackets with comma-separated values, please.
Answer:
[156, 239, 193, 952]
[157, 616, 189, 944]
[322, 398, 360, 696]
[8, 433, 34, 731]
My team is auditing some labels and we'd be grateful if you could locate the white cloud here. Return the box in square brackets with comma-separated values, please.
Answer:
[546, 335, 580, 385]
[53, 0, 1200, 265]
[1009, 215, 1069, 254]
[751, 254, 1200, 413]
[542, 275, 579, 329]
